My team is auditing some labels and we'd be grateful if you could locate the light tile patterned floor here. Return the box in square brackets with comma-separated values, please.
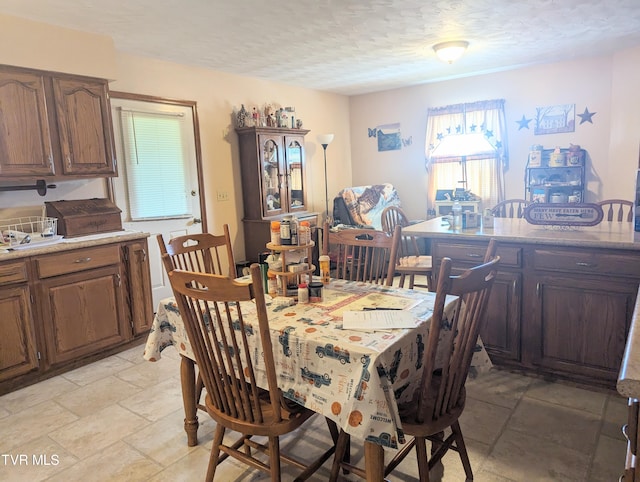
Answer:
[0, 343, 628, 481]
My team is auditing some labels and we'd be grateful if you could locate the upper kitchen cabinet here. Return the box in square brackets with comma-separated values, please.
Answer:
[0, 65, 117, 180]
[52, 76, 116, 176]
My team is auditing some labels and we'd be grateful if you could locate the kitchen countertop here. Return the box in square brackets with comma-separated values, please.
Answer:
[0, 230, 150, 260]
[404, 216, 640, 250]
[618, 288, 640, 398]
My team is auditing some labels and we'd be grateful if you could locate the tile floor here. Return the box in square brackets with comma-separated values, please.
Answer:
[0, 343, 628, 481]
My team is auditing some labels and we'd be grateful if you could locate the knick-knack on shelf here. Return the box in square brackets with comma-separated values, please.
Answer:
[236, 104, 249, 128]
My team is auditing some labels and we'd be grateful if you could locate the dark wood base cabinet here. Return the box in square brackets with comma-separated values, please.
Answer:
[432, 239, 639, 389]
[0, 237, 152, 395]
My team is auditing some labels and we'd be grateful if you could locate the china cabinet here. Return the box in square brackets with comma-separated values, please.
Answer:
[525, 147, 585, 203]
[0, 65, 116, 180]
[236, 126, 318, 262]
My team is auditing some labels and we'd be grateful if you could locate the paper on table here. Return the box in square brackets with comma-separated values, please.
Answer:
[342, 309, 417, 331]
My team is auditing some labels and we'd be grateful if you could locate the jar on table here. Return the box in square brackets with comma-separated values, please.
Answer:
[297, 283, 309, 303]
[309, 282, 324, 302]
[319, 255, 330, 285]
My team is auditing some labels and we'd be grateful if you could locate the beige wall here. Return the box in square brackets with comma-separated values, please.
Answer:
[349, 49, 640, 219]
[0, 14, 351, 260]
[2, 13, 639, 253]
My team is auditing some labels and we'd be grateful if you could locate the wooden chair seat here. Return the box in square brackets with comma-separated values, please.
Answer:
[381, 206, 433, 290]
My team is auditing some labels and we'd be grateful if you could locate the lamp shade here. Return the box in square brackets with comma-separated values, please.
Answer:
[317, 134, 334, 146]
[433, 41, 469, 64]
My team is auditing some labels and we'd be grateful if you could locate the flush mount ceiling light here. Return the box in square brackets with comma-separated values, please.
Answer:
[433, 40, 469, 64]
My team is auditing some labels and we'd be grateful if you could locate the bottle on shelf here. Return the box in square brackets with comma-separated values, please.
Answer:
[290, 215, 298, 245]
[299, 221, 311, 245]
[280, 215, 292, 245]
[270, 221, 281, 245]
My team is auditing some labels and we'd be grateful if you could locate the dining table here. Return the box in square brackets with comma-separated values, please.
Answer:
[143, 278, 492, 482]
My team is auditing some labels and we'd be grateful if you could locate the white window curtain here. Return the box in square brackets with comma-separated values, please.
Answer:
[425, 99, 508, 211]
[118, 108, 191, 220]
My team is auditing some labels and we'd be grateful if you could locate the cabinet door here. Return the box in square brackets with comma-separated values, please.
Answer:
[39, 265, 128, 365]
[52, 77, 116, 176]
[124, 240, 154, 335]
[529, 273, 635, 383]
[482, 271, 521, 363]
[0, 285, 39, 382]
[258, 134, 285, 217]
[0, 70, 55, 177]
[284, 135, 307, 213]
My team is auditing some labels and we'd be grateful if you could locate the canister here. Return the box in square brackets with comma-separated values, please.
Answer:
[529, 145, 543, 167]
[548, 148, 566, 167]
[567, 144, 583, 166]
[319, 255, 330, 285]
[308, 282, 324, 302]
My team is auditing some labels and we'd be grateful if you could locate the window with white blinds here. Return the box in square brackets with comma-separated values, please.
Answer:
[118, 108, 191, 220]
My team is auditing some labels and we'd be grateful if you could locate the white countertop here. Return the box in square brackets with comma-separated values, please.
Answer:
[404, 217, 640, 250]
[0, 229, 150, 260]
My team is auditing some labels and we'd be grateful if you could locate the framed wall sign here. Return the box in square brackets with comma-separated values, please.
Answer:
[523, 203, 603, 226]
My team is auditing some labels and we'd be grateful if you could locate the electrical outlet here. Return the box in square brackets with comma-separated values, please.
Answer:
[216, 191, 230, 202]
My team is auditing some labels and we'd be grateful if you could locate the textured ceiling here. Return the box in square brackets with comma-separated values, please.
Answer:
[1, 0, 640, 95]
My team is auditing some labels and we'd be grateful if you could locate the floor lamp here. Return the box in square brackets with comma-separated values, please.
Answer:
[317, 134, 334, 224]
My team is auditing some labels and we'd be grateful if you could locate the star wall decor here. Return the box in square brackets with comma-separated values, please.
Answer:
[578, 107, 596, 124]
[516, 115, 532, 130]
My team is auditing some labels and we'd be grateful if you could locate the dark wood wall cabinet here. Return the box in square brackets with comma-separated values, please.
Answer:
[0, 236, 152, 394]
[431, 239, 638, 389]
[236, 126, 319, 262]
[0, 64, 116, 181]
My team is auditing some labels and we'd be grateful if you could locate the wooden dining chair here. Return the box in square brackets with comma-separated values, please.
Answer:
[157, 225, 237, 432]
[157, 224, 237, 279]
[323, 222, 401, 286]
[381, 206, 433, 291]
[491, 199, 529, 218]
[598, 199, 633, 222]
[329, 239, 500, 482]
[169, 264, 338, 481]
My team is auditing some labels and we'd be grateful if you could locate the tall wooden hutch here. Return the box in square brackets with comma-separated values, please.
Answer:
[236, 126, 318, 262]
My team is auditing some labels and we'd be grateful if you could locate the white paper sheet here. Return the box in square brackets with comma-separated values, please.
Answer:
[342, 309, 417, 331]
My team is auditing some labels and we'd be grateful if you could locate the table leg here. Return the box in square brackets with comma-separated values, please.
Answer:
[180, 355, 199, 446]
[364, 440, 384, 482]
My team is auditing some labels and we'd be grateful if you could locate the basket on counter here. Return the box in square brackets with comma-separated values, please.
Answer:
[0, 216, 58, 247]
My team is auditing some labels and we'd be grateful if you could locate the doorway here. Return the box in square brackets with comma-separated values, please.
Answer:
[109, 92, 207, 308]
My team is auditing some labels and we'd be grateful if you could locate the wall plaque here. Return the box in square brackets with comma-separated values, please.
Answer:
[523, 203, 603, 226]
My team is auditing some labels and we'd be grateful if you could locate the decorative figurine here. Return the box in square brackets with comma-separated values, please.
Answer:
[236, 104, 249, 128]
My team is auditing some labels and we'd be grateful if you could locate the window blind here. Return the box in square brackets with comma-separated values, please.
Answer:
[118, 109, 191, 220]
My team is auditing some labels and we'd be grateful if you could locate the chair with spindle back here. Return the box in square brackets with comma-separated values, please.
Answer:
[323, 222, 401, 286]
[491, 199, 530, 218]
[169, 264, 338, 481]
[598, 199, 633, 223]
[329, 239, 500, 482]
[381, 205, 433, 290]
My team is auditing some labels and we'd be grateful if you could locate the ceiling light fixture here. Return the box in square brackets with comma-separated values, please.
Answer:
[433, 40, 469, 64]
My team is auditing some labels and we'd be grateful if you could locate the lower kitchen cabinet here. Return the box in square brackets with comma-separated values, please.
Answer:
[123, 240, 154, 335]
[528, 272, 635, 383]
[0, 236, 153, 394]
[483, 271, 522, 363]
[38, 265, 128, 365]
[431, 238, 639, 388]
[0, 284, 39, 382]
